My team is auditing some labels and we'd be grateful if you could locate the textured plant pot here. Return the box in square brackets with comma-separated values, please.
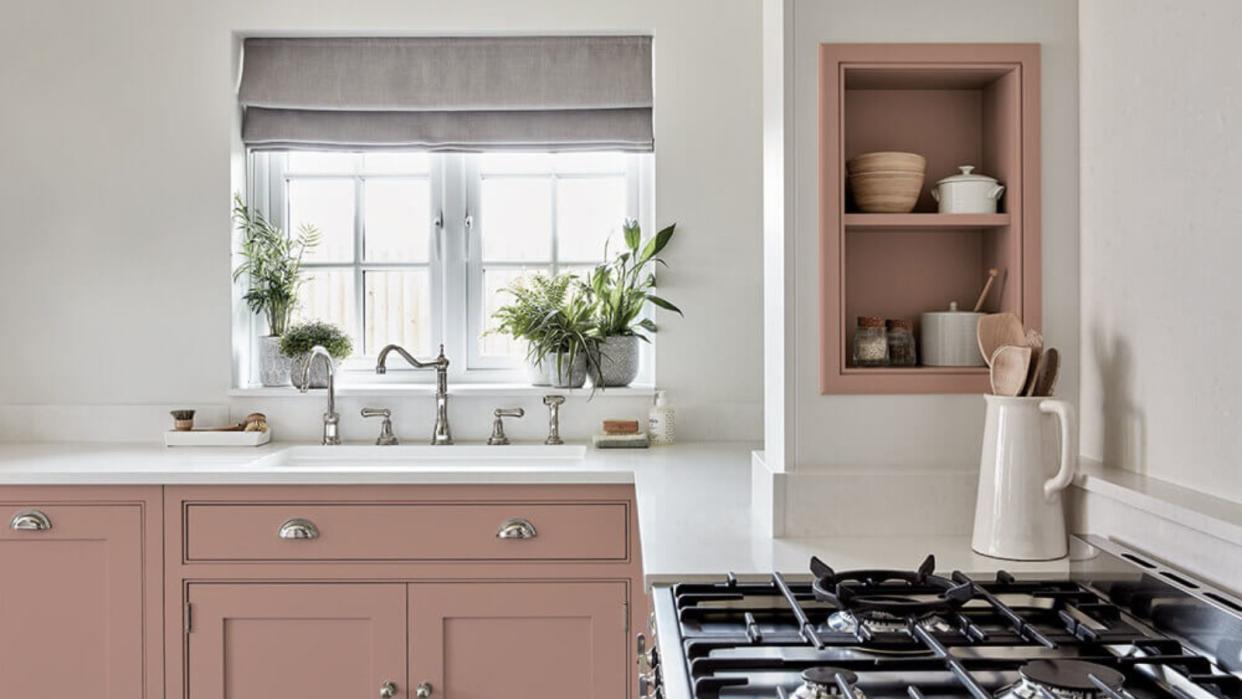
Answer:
[594, 335, 641, 387]
[526, 348, 552, 386]
[259, 336, 292, 387]
[289, 352, 338, 389]
[545, 352, 588, 389]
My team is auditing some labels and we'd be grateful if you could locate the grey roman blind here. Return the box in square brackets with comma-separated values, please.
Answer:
[238, 36, 653, 152]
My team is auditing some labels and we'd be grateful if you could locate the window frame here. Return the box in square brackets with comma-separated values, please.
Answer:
[242, 151, 652, 387]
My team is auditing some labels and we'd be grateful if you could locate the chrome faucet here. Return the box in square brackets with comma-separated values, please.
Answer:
[376, 343, 452, 445]
[297, 345, 341, 446]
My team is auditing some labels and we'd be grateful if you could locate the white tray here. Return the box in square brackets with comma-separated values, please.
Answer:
[164, 430, 271, 447]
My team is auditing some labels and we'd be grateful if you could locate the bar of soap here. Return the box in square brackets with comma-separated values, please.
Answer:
[592, 432, 650, 449]
[602, 419, 640, 435]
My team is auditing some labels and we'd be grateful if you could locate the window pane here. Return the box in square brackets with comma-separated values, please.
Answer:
[480, 266, 552, 358]
[554, 152, 627, 174]
[293, 267, 358, 350]
[480, 152, 553, 174]
[556, 176, 627, 262]
[287, 152, 356, 174]
[289, 178, 355, 263]
[364, 269, 431, 356]
[363, 152, 431, 174]
[364, 178, 430, 262]
[480, 177, 552, 262]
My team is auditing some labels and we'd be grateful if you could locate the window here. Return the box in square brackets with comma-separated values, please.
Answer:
[247, 150, 648, 383]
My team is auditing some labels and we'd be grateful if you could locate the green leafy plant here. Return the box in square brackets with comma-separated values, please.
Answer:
[527, 281, 603, 384]
[279, 321, 353, 360]
[490, 273, 577, 350]
[588, 219, 682, 340]
[232, 194, 321, 336]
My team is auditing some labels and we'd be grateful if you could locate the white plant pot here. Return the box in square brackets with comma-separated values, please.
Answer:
[289, 352, 338, 389]
[972, 395, 1077, 560]
[526, 348, 552, 386]
[594, 335, 641, 387]
[259, 336, 292, 387]
[544, 352, 588, 389]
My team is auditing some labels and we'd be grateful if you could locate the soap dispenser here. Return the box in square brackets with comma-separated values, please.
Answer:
[648, 390, 676, 445]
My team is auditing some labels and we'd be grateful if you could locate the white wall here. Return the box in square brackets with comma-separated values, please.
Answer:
[788, 0, 1080, 470]
[0, 0, 764, 442]
[1079, 0, 1242, 502]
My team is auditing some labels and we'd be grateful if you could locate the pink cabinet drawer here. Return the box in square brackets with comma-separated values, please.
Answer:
[184, 502, 629, 562]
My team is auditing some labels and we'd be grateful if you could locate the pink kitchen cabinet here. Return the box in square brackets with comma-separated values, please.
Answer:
[0, 487, 162, 699]
[409, 581, 630, 699]
[186, 583, 407, 699]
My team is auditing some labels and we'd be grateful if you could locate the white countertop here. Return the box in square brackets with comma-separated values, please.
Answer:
[0, 441, 1068, 585]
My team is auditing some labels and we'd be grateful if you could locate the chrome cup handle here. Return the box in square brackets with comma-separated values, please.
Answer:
[496, 518, 537, 540]
[10, 510, 52, 531]
[277, 518, 319, 540]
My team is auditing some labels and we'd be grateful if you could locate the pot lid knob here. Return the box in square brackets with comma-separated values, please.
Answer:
[958, 166, 975, 175]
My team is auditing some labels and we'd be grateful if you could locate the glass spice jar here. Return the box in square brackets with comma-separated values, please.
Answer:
[886, 319, 917, 367]
[853, 316, 889, 367]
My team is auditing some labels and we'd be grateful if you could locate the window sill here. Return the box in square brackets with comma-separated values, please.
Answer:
[228, 383, 657, 399]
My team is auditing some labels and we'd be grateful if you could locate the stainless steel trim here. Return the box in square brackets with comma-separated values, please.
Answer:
[9, 509, 52, 531]
[277, 518, 319, 540]
[496, 517, 538, 540]
[379, 680, 398, 698]
[651, 585, 689, 699]
[415, 681, 434, 697]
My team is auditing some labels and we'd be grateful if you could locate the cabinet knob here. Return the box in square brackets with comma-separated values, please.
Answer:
[415, 682, 434, 698]
[496, 518, 537, 540]
[379, 681, 398, 698]
[277, 518, 319, 540]
[9, 510, 52, 531]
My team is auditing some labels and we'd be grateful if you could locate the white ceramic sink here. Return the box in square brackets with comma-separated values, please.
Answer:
[260, 443, 587, 468]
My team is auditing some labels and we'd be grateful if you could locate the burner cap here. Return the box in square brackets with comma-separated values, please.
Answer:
[802, 666, 859, 687]
[1020, 660, 1125, 692]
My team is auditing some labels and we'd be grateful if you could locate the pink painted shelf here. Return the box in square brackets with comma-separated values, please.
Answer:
[844, 213, 1010, 230]
[820, 43, 1042, 395]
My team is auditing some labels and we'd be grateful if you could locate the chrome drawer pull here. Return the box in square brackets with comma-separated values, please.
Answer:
[496, 518, 537, 540]
[277, 518, 319, 540]
[9, 510, 52, 531]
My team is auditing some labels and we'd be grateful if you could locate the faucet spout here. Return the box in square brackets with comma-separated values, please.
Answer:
[298, 345, 340, 446]
[375, 344, 453, 445]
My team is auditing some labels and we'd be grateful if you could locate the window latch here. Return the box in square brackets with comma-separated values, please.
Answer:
[465, 213, 474, 230]
[433, 211, 443, 229]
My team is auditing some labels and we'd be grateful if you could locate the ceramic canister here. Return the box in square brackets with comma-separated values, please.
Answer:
[920, 303, 985, 366]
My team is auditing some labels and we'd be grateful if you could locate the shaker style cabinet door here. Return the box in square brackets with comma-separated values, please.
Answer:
[0, 504, 146, 699]
[187, 583, 406, 699]
[409, 581, 629, 699]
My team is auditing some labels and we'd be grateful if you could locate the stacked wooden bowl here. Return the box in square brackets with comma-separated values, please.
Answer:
[846, 151, 927, 213]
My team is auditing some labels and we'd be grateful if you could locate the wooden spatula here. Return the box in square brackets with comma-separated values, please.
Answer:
[990, 345, 1032, 396]
[1028, 347, 1060, 397]
[977, 313, 1026, 368]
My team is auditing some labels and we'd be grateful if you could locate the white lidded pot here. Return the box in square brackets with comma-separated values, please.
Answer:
[972, 395, 1077, 561]
[931, 166, 1005, 214]
[920, 302, 986, 367]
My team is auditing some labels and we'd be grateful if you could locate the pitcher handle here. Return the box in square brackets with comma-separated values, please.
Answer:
[1039, 399, 1077, 499]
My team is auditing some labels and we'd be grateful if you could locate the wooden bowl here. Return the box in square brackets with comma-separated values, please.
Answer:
[847, 151, 926, 175]
[848, 171, 925, 213]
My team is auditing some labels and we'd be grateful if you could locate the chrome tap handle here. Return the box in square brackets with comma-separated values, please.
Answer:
[362, 408, 398, 445]
[542, 395, 565, 445]
[487, 408, 525, 445]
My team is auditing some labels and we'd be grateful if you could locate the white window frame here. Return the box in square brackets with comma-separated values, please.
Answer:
[242, 151, 653, 387]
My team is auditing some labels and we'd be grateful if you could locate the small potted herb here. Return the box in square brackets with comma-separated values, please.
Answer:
[280, 321, 353, 388]
[587, 220, 682, 387]
[232, 194, 320, 386]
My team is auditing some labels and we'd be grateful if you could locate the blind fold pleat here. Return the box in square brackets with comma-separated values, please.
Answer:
[239, 36, 653, 152]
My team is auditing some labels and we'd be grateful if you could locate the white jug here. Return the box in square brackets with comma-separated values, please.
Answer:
[971, 395, 1076, 560]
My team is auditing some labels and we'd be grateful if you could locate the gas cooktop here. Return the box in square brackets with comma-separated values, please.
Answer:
[644, 536, 1242, 699]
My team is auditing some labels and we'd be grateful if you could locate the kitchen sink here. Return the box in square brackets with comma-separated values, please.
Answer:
[258, 443, 587, 468]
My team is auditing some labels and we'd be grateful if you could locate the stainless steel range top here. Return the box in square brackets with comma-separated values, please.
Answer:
[643, 536, 1242, 699]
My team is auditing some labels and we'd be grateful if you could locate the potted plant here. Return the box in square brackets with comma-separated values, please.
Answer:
[280, 321, 353, 388]
[529, 280, 603, 389]
[490, 272, 577, 385]
[586, 219, 682, 387]
[231, 194, 320, 387]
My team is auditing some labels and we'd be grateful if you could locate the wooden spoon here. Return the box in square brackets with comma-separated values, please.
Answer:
[1021, 329, 1044, 394]
[1028, 347, 1060, 397]
[990, 345, 1032, 396]
[977, 313, 1025, 368]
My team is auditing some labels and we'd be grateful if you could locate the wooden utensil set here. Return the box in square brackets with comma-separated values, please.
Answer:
[977, 312, 1059, 397]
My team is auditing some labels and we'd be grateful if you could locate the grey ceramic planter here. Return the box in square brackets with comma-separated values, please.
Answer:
[259, 336, 292, 387]
[544, 352, 588, 388]
[289, 352, 338, 389]
[595, 335, 641, 387]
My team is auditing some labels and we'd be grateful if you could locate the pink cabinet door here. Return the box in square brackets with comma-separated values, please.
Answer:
[0, 503, 145, 699]
[187, 583, 406, 699]
[409, 581, 628, 699]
